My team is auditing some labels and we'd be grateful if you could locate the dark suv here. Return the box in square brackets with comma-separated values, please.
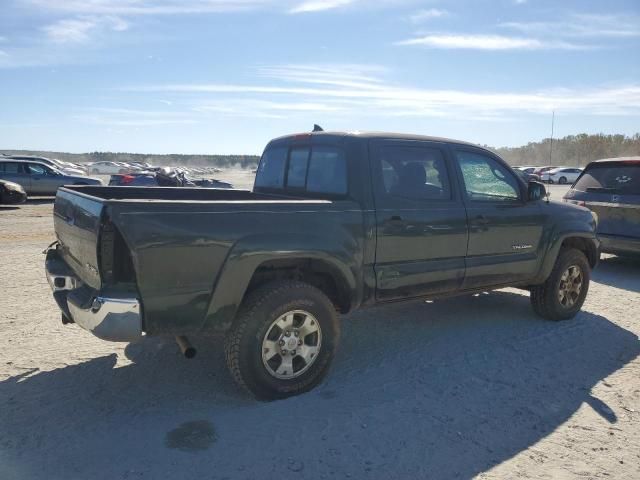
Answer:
[564, 157, 640, 256]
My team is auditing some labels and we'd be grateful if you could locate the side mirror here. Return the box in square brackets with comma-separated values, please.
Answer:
[528, 181, 546, 202]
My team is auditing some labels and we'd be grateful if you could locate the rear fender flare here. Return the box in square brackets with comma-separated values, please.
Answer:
[201, 233, 360, 333]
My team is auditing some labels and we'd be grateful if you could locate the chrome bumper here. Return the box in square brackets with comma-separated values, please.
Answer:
[45, 249, 142, 342]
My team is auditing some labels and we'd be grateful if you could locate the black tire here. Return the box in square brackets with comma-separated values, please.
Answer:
[559, 176, 567, 184]
[530, 248, 590, 321]
[224, 281, 340, 400]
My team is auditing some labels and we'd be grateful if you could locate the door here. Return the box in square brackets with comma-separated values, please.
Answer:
[453, 148, 545, 289]
[0, 162, 31, 193]
[372, 141, 468, 301]
[25, 163, 63, 195]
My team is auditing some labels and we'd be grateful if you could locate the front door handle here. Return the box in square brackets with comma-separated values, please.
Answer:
[389, 215, 403, 222]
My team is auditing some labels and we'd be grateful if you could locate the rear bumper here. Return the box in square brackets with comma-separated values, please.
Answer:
[45, 248, 142, 342]
[599, 234, 640, 256]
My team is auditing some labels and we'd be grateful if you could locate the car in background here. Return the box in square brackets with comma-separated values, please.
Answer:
[564, 157, 640, 257]
[532, 166, 556, 178]
[541, 167, 583, 184]
[109, 168, 233, 189]
[0, 179, 27, 204]
[0, 159, 102, 195]
[2, 155, 87, 176]
[87, 161, 141, 175]
[515, 166, 541, 181]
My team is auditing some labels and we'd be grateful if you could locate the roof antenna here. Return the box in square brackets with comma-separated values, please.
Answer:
[312, 124, 324, 132]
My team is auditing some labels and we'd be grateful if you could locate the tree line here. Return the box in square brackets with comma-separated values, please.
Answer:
[491, 133, 640, 167]
[3, 133, 638, 169]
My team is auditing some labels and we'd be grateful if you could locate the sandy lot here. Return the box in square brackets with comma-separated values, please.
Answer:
[0, 181, 638, 480]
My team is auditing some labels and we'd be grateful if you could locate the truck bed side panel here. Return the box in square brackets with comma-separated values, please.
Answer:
[107, 201, 365, 334]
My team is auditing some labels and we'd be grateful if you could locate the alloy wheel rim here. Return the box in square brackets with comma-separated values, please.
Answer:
[558, 265, 583, 308]
[261, 310, 322, 380]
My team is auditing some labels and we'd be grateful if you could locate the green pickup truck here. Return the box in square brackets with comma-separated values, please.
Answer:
[45, 131, 600, 399]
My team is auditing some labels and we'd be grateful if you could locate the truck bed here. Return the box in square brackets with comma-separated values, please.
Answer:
[52, 185, 365, 336]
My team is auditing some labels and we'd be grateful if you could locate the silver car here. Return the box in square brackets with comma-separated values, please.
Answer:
[0, 159, 102, 195]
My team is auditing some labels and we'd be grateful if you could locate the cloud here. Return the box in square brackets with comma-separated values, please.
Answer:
[123, 64, 640, 118]
[289, 0, 355, 13]
[409, 8, 448, 23]
[396, 34, 585, 50]
[23, 0, 273, 15]
[501, 14, 640, 38]
[42, 16, 129, 43]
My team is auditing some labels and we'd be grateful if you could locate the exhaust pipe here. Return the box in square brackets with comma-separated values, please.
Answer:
[175, 336, 197, 359]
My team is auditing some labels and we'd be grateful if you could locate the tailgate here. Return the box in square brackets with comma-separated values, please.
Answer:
[588, 194, 640, 238]
[53, 188, 106, 289]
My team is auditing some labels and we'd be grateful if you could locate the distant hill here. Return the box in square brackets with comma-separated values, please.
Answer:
[0, 150, 260, 169]
[491, 133, 640, 167]
[3, 133, 638, 169]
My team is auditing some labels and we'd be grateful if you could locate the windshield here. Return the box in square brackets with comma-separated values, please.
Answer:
[573, 163, 640, 194]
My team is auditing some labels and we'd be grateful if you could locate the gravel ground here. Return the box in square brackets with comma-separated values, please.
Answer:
[0, 182, 638, 480]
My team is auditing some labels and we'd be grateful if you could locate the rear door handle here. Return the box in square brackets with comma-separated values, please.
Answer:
[389, 215, 403, 222]
[474, 215, 490, 225]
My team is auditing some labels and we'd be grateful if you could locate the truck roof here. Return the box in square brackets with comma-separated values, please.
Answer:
[269, 130, 481, 148]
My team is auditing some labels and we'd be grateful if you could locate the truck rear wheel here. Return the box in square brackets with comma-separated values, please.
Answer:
[530, 248, 590, 321]
[224, 281, 340, 400]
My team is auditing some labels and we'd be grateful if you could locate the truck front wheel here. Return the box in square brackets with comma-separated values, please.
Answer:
[530, 248, 591, 321]
[224, 281, 340, 400]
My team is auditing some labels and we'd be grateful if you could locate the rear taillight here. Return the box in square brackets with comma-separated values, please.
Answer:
[121, 175, 135, 184]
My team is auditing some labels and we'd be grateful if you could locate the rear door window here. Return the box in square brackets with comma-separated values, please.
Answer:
[1, 162, 24, 174]
[574, 163, 640, 194]
[377, 146, 451, 201]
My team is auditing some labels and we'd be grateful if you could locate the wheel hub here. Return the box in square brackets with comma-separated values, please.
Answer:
[262, 310, 322, 380]
[558, 265, 583, 308]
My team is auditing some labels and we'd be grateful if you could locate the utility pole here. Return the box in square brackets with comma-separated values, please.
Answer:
[549, 110, 555, 164]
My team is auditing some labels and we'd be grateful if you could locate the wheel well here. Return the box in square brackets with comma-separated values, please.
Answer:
[245, 258, 351, 313]
[561, 237, 598, 268]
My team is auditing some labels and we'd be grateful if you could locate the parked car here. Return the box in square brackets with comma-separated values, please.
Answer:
[564, 157, 640, 257]
[0, 179, 27, 204]
[0, 159, 102, 195]
[87, 161, 138, 175]
[3, 155, 87, 176]
[533, 166, 556, 177]
[541, 167, 583, 184]
[515, 166, 541, 182]
[45, 131, 599, 400]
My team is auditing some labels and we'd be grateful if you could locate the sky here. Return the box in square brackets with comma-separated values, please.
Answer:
[0, 0, 639, 155]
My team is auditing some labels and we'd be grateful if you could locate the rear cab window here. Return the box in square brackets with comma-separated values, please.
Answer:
[573, 162, 640, 195]
[255, 144, 348, 197]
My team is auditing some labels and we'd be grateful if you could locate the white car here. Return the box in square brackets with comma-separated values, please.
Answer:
[541, 167, 583, 184]
[87, 161, 140, 175]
